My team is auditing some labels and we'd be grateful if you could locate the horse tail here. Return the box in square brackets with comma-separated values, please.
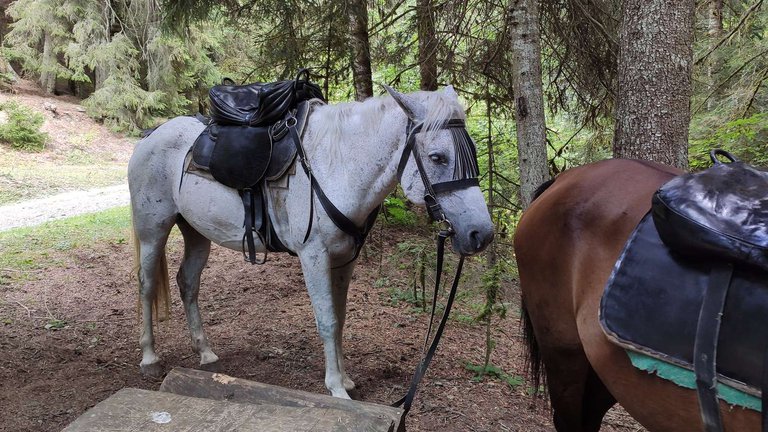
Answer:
[521, 300, 546, 395]
[131, 209, 171, 323]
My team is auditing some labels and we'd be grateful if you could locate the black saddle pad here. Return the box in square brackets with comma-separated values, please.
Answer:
[600, 213, 768, 395]
[191, 124, 272, 190]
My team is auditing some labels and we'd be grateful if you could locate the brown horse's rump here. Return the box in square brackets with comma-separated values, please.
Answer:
[515, 158, 759, 432]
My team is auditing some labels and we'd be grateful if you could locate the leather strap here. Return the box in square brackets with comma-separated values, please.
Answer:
[694, 263, 733, 432]
[393, 230, 464, 431]
[287, 122, 379, 268]
[763, 343, 768, 432]
[240, 189, 266, 264]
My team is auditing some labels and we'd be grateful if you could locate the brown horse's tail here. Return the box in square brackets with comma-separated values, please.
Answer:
[131, 210, 171, 323]
[520, 177, 554, 396]
[521, 301, 546, 395]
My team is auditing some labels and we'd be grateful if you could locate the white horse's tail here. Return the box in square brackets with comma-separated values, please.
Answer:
[131, 211, 171, 323]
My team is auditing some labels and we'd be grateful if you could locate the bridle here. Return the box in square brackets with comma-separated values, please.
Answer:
[392, 116, 481, 431]
[396, 118, 481, 229]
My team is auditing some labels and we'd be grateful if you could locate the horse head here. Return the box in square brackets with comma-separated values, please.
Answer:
[384, 85, 494, 256]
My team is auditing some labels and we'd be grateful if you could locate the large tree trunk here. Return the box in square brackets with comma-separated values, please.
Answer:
[417, 0, 438, 91]
[613, 0, 694, 169]
[40, 31, 56, 93]
[347, 0, 373, 101]
[509, 0, 549, 208]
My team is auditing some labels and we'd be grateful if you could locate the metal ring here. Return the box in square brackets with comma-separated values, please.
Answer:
[286, 116, 298, 127]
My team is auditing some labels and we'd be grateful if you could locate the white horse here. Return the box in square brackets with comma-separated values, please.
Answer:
[128, 85, 494, 398]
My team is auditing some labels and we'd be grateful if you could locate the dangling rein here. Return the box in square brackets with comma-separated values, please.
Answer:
[392, 226, 464, 431]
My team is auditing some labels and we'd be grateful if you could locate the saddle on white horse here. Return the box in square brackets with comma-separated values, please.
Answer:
[185, 70, 326, 263]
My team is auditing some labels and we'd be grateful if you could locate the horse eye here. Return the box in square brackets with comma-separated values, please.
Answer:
[429, 152, 448, 165]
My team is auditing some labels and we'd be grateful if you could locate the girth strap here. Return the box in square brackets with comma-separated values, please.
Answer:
[694, 263, 733, 432]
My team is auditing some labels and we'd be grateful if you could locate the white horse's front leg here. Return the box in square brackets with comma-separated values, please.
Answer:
[299, 252, 350, 399]
[330, 262, 357, 391]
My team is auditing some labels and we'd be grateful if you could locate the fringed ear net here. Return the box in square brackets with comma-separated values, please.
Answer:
[451, 128, 479, 180]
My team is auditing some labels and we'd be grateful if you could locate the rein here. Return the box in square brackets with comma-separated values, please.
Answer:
[392, 117, 479, 431]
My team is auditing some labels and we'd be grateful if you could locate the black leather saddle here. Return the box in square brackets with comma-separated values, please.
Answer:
[186, 72, 324, 264]
[189, 100, 316, 190]
[209, 69, 325, 127]
[601, 150, 768, 432]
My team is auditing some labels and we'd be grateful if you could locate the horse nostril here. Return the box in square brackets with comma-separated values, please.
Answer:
[470, 229, 494, 251]
[470, 230, 482, 250]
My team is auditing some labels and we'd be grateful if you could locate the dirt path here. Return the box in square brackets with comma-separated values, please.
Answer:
[0, 183, 129, 231]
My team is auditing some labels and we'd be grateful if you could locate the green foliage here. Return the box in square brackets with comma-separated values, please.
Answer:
[383, 195, 417, 226]
[690, 113, 768, 169]
[0, 101, 48, 151]
[463, 361, 524, 389]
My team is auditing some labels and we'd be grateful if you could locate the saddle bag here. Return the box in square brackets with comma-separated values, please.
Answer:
[652, 149, 768, 272]
[209, 69, 325, 126]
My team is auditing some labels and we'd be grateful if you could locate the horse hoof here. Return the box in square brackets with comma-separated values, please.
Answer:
[343, 377, 356, 391]
[140, 361, 164, 378]
[200, 359, 222, 373]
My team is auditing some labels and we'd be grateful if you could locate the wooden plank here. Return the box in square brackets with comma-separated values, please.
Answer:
[159, 367, 402, 430]
[63, 388, 395, 432]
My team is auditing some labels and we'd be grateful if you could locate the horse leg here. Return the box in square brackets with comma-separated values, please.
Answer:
[299, 252, 350, 399]
[330, 262, 356, 391]
[175, 218, 219, 369]
[135, 223, 174, 377]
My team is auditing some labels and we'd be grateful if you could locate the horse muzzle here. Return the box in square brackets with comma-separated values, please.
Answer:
[453, 223, 494, 256]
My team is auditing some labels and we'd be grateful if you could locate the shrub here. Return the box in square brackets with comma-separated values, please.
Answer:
[0, 101, 48, 151]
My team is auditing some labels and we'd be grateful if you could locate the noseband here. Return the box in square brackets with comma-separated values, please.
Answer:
[396, 118, 480, 229]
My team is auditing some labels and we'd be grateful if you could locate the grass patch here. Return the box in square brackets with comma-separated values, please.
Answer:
[0, 206, 131, 283]
[464, 361, 524, 389]
[0, 148, 126, 205]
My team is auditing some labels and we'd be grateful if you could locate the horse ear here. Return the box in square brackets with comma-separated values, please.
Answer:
[381, 84, 427, 121]
[443, 85, 458, 99]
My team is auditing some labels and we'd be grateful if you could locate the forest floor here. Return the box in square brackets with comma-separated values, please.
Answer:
[0, 81, 644, 431]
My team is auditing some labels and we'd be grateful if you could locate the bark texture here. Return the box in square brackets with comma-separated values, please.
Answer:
[417, 0, 438, 91]
[40, 31, 56, 93]
[707, 0, 724, 109]
[347, 0, 373, 101]
[613, 0, 695, 169]
[509, 0, 549, 208]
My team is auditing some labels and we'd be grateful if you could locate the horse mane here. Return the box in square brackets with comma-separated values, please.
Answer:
[307, 90, 466, 164]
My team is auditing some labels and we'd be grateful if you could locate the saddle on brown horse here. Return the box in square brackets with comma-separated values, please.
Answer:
[601, 150, 768, 432]
[186, 69, 326, 263]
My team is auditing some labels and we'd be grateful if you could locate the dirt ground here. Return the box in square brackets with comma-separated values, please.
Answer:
[0, 224, 643, 432]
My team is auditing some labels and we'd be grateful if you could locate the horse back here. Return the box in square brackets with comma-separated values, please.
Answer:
[514, 158, 682, 348]
[517, 158, 681, 251]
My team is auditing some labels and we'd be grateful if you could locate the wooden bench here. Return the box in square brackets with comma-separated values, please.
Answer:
[63, 368, 402, 432]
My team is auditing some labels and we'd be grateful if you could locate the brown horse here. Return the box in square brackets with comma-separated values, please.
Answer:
[514, 158, 760, 431]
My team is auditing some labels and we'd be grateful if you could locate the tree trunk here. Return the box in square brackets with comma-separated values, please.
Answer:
[417, 0, 438, 91]
[707, 0, 724, 109]
[612, 0, 694, 169]
[509, 0, 549, 209]
[347, 0, 373, 101]
[40, 31, 56, 93]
